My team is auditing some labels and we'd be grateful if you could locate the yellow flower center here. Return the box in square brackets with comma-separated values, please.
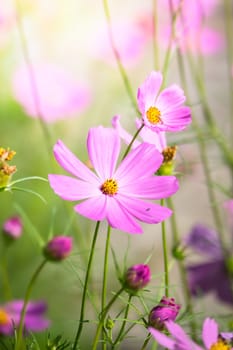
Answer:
[100, 179, 118, 196]
[210, 339, 230, 350]
[146, 106, 161, 125]
[0, 147, 16, 161]
[162, 146, 177, 163]
[0, 309, 10, 325]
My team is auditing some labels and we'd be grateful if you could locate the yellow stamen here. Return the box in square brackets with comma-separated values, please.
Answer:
[162, 146, 177, 163]
[210, 339, 230, 350]
[0, 148, 16, 161]
[0, 309, 10, 325]
[100, 179, 118, 196]
[146, 106, 161, 125]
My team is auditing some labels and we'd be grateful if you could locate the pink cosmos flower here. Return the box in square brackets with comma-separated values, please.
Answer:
[137, 71, 191, 132]
[48, 126, 179, 234]
[124, 264, 151, 292]
[12, 64, 91, 123]
[149, 318, 233, 350]
[44, 235, 73, 261]
[0, 300, 49, 335]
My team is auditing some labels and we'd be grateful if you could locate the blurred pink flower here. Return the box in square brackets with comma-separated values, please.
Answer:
[2, 216, 22, 239]
[48, 126, 179, 234]
[91, 14, 152, 67]
[0, 300, 49, 335]
[44, 235, 73, 261]
[12, 64, 91, 123]
[137, 71, 191, 132]
[0, 0, 15, 47]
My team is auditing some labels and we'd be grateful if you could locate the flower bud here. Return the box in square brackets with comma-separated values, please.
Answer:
[148, 296, 181, 330]
[2, 216, 23, 239]
[44, 236, 73, 261]
[124, 264, 151, 293]
[0, 147, 17, 188]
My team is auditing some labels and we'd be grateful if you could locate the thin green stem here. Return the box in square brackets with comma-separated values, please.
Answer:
[166, 197, 197, 339]
[161, 199, 169, 297]
[1, 255, 12, 301]
[14, 0, 54, 162]
[92, 288, 124, 350]
[15, 260, 47, 350]
[152, 0, 160, 70]
[112, 294, 132, 348]
[101, 225, 112, 350]
[72, 221, 100, 350]
[122, 124, 144, 159]
[102, 0, 139, 113]
[140, 333, 151, 350]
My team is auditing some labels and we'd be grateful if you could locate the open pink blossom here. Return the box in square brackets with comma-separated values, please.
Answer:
[0, 300, 49, 335]
[137, 71, 191, 132]
[12, 64, 91, 123]
[48, 126, 179, 234]
[149, 318, 233, 350]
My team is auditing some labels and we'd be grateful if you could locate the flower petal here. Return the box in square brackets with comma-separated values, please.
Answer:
[184, 224, 222, 258]
[120, 175, 179, 199]
[115, 143, 163, 184]
[156, 84, 186, 112]
[117, 194, 172, 224]
[149, 327, 175, 349]
[137, 71, 163, 113]
[53, 140, 98, 182]
[87, 126, 121, 180]
[136, 119, 167, 151]
[106, 197, 143, 234]
[112, 115, 140, 148]
[202, 318, 218, 349]
[48, 175, 100, 200]
[74, 195, 107, 221]
[165, 321, 202, 350]
[161, 107, 192, 131]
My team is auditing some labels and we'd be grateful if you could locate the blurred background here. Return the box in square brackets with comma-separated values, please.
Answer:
[0, 0, 232, 348]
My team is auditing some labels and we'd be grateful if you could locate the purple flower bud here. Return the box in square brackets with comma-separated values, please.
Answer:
[44, 236, 72, 261]
[124, 264, 151, 292]
[2, 216, 23, 239]
[148, 296, 181, 330]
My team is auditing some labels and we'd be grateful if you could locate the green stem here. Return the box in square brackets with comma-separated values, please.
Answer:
[1, 255, 12, 301]
[112, 294, 132, 348]
[72, 221, 100, 350]
[101, 225, 112, 350]
[161, 199, 169, 297]
[14, 0, 54, 162]
[102, 0, 139, 114]
[92, 288, 124, 350]
[166, 197, 197, 339]
[122, 124, 144, 159]
[15, 260, 47, 350]
[152, 0, 160, 70]
[140, 333, 151, 350]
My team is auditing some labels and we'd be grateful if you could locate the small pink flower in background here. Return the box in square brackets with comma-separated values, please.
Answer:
[0, 300, 49, 335]
[137, 71, 191, 132]
[2, 216, 23, 239]
[48, 126, 179, 234]
[148, 296, 181, 330]
[124, 264, 151, 292]
[149, 318, 233, 350]
[0, 0, 15, 47]
[12, 64, 91, 123]
[44, 235, 73, 261]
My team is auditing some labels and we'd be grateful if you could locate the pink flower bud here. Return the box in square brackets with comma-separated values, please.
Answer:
[148, 296, 181, 330]
[124, 264, 151, 292]
[2, 216, 23, 239]
[44, 236, 72, 261]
